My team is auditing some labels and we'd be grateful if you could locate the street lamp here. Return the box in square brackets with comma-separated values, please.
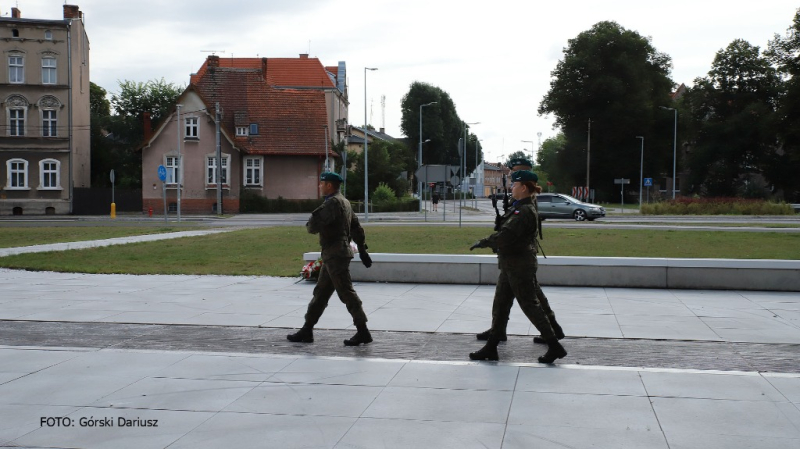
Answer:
[364, 67, 377, 222]
[521, 140, 534, 162]
[636, 136, 644, 208]
[659, 106, 677, 199]
[461, 122, 479, 228]
[418, 101, 437, 212]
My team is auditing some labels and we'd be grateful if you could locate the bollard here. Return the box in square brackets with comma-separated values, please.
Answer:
[110, 203, 116, 219]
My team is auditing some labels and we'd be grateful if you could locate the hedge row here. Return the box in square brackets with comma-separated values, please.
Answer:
[640, 197, 795, 215]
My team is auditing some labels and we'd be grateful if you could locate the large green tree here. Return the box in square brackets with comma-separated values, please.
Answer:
[765, 8, 800, 201]
[344, 140, 413, 201]
[536, 133, 567, 190]
[400, 81, 482, 193]
[682, 39, 781, 197]
[538, 21, 674, 201]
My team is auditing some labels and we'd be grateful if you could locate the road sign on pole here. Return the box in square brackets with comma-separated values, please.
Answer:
[643, 177, 653, 186]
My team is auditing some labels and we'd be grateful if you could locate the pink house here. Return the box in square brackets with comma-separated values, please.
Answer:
[140, 54, 348, 214]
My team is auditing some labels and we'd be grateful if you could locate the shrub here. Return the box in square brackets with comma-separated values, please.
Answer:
[372, 183, 396, 205]
[640, 197, 794, 215]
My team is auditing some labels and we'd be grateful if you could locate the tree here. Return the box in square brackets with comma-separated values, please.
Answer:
[400, 81, 483, 193]
[765, 8, 800, 201]
[538, 21, 674, 201]
[345, 140, 413, 201]
[537, 133, 568, 189]
[682, 39, 781, 196]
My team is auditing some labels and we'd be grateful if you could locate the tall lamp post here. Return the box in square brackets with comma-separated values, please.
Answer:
[364, 67, 377, 222]
[636, 136, 644, 208]
[521, 140, 534, 162]
[659, 106, 677, 199]
[462, 122, 479, 228]
[418, 101, 437, 212]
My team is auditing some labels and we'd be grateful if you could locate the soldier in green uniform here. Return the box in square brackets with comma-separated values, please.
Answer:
[476, 157, 565, 345]
[287, 172, 374, 347]
[469, 170, 567, 363]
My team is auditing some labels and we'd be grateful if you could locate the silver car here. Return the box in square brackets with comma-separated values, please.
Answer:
[536, 193, 605, 221]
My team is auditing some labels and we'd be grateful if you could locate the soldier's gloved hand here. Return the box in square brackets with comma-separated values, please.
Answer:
[358, 244, 373, 268]
[469, 241, 482, 251]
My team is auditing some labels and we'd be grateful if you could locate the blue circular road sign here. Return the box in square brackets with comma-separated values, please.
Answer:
[157, 165, 167, 182]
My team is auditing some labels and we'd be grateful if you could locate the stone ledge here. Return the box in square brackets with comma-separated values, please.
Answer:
[303, 252, 800, 292]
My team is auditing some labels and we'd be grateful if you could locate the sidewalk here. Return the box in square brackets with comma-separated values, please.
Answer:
[1, 265, 799, 448]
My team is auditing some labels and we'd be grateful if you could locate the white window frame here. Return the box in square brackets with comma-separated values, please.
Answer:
[42, 109, 57, 137]
[42, 57, 56, 84]
[243, 156, 263, 187]
[9, 54, 24, 84]
[184, 117, 199, 139]
[206, 154, 230, 187]
[6, 158, 29, 190]
[236, 126, 248, 137]
[39, 158, 61, 190]
[165, 156, 180, 186]
[8, 107, 25, 136]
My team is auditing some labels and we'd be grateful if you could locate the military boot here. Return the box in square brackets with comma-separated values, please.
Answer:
[344, 323, 373, 346]
[537, 338, 567, 364]
[476, 329, 507, 342]
[286, 325, 314, 343]
[469, 337, 500, 361]
[533, 319, 565, 344]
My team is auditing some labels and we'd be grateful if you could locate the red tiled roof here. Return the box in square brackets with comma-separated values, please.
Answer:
[192, 66, 331, 157]
[191, 56, 335, 89]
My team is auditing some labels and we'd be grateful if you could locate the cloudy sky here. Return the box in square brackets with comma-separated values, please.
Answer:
[8, 0, 798, 162]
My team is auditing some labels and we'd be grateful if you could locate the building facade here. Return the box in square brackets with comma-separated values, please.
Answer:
[140, 55, 348, 214]
[0, 5, 90, 215]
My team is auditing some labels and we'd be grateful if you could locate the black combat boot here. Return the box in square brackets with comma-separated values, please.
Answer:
[287, 325, 314, 343]
[533, 319, 565, 344]
[537, 338, 567, 364]
[476, 329, 507, 341]
[344, 323, 373, 346]
[469, 337, 500, 361]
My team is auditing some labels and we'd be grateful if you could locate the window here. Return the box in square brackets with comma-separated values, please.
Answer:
[249, 123, 259, 135]
[6, 158, 28, 189]
[9, 55, 24, 83]
[244, 157, 262, 186]
[207, 155, 230, 185]
[236, 126, 248, 136]
[39, 159, 60, 189]
[42, 57, 56, 84]
[44, 30, 53, 40]
[9, 108, 25, 136]
[12, 29, 19, 38]
[185, 117, 198, 139]
[42, 110, 57, 137]
[165, 156, 180, 185]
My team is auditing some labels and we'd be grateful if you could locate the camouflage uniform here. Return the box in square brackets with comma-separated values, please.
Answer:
[475, 196, 556, 342]
[303, 191, 368, 327]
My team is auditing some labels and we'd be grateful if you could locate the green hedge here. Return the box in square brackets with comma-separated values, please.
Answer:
[640, 197, 795, 215]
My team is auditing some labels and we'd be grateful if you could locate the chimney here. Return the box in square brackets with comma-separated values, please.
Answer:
[63, 5, 80, 19]
[207, 55, 220, 68]
[379, 128, 385, 134]
[11, 7, 21, 18]
[143, 112, 152, 142]
[299, 53, 309, 59]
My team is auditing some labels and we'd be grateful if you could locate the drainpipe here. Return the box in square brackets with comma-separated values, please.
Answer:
[67, 20, 73, 213]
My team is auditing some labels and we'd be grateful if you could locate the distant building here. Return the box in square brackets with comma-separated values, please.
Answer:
[0, 5, 90, 215]
[140, 55, 348, 214]
[482, 162, 510, 197]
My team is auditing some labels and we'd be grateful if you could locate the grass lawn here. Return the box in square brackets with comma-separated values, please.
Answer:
[0, 226, 201, 249]
[1, 226, 798, 277]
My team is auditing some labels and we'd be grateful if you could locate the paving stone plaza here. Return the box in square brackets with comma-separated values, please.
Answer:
[0, 229, 799, 448]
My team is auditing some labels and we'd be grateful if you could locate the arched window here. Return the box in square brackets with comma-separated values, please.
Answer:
[39, 159, 61, 189]
[6, 95, 29, 137]
[39, 96, 61, 137]
[6, 158, 29, 189]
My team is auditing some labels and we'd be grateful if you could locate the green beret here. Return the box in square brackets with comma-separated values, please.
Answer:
[510, 170, 538, 183]
[508, 157, 533, 169]
[320, 172, 343, 183]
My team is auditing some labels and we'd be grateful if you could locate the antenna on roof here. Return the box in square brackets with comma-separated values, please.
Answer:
[200, 50, 226, 55]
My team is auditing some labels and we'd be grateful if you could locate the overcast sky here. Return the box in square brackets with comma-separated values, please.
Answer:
[8, 0, 799, 162]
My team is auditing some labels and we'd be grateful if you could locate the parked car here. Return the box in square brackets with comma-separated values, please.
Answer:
[536, 193, 605, 221]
